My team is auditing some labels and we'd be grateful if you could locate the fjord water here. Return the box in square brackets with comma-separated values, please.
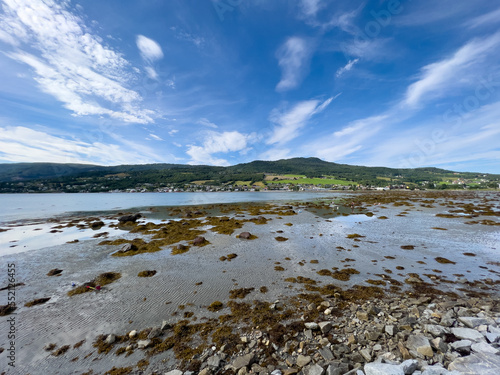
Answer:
[0, 191, 341, 224]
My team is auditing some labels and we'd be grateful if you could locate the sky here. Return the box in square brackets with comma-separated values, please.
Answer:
[0, 0, 499, 173]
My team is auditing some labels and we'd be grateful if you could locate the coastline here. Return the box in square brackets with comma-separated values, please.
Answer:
[0, 191, 499, 374]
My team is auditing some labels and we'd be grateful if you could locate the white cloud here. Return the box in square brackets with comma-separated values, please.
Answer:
[186, 131, 254, 166]
[0, 0, 154, 123]
[267, 97, 335, 145]
[170, 27, 205, 47]
[0, 126, 159, 165]
[299, 0, 323, 18]
[465, 7, 500, 29]
[136, 35, 164, 63]
[336, 58, 359, 78]
[197, 118, 218, 129]
[148, 133, 163, 141]
[276, 37, 314, 91]
[259, 147, 292, 161]
[145, 66, 158, 80]
[405, 32, 500, 107]
[168, 129, 179, 136]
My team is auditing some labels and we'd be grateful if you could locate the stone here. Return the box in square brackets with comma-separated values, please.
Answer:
[430, 337, 448, 353]
[450, 327, 484, 342]
[360, 348, 372, 362]
[450, 340, 472, 355]
[118, 213, 141, 223]
[458, 317, 491, 328]
[304, 329, 313, 339]
[385, 325, 395, 336]
[207, 355, 221, 368]
[164, 370, 183, 375]
[137, 339, 151, 349]
[420, 365, 453, 375]
[304, 364, 325, 375]
[324, 308, 333, 315]
[296, 355, 312, 367]
[326, 363, 349, 375]
[148, 327, 162, 339]
[424, 324, 449, 337]
[348, 334, 357, 345]
[193, 236, 207, 246]
[398, 341, 412, 360]
[471, 341, 498, 354]
[105, 334, 116, 345]
[406, 335, 434, 358]
[400, 360, 418, 375]
[198, 369, 212, 375]
[364, 363, 404, 375]
[485, 331, 500, 343]
[129, 330, 137, 338]
[161, 320, 172, 331]
[271, 370, 283, 375]
[238, 232, 252, 239]
[237, 368, 247, 375]
[449, 352, 500, 375]
[357, 311, 369, 321]
[119, 243, 135, 253]
[305, 322, 319, 330]
[231, 353, 254, 369]
[318, 321, 333, 334]
[319, 347, 334, 361]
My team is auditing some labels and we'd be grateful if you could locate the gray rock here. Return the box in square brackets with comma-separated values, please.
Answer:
[385, 325, 395, 336]
[271, 370, 282, 375]
[198, 369, 212, 375]
[327, 363, 350, 375]
[238, 232, 252, 239]
[430, 337, 448, 353]
[364, 363, 404, 375]
[458, 317, 491, 328]
[105, 334, 116, 345]
[147, 327, 162, 339]
[450, 327, 484, 342]
[161, 320, 172, 331]
[318, 321, 332, 334]
[448, 352, 500, 374]
[231, 353, 254, 370]
[471, 341, 498, 354]
[137, 339, 151, 349]
[450, 339, 472, 355]
[304, 329, 313, 339]
[485, 331, 500, 343]
[297, 354, 312, 367]
[424, 324, 449, 337]
[305, 322, 319, 330]
[304, 364, 325, 375]
[164, 370, 183, 375]
[400, 359, 418, 375]
[406, 335, 433, 357]
[421, 365, 456, 375]
[360, 348, 372, 362]
[207, 354, 221, 368]
[319, 347, 334, 361]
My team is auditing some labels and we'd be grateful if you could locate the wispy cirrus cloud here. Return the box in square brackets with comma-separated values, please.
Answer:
[465, 7, 500, 29]
[136, 35, 164, 80]
[336, 58, 359, 78]
[299, 0, 324, 18]
[197, 118, 218, 129]
[0, 0, 154, 123]
[404, 32, 500, 107]
[275, 37, 314, 91]
[0, 126, 160, 165]
[267, 96, 336, 145]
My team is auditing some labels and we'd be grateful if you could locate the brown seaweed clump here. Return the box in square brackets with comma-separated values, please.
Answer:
[435, 257, 456, 264]
[138, 270, 157, 277]
[0, 304, 16, 316]
[400, 245, 415, 250]
[68, 272, 121, 296]
[51, 345, 70, 356]
[103, 367, 133, 375]
[317, 268, 360, 281]
[207, 301, 224, 312]
[171, 244, 190, 255]
[229, 287, 254, 299]
[275, 236, 288, 242]
[47, 268, 63, 276]
[346, 233, 365, 239]
[25, 297, 51, 307]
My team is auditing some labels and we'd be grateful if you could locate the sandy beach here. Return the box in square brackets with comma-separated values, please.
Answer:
[0, 190, 499, 375]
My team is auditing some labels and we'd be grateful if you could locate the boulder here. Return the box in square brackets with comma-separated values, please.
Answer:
[458, 317, 492, 328]
[118, 213, 141, 223]
[448, 352, 500, 375]
[364, 363, 404, 375]
[318, 321, 332, 334]
[471, 341, 498, 354]
[400, 359, 418, 375]
[296, 355, 312, 367]
[450, 327, 484, 342]
[207, 354, 221, 368]
[238, 232, 252, 239]
[105, 334, 116, 345]
[137, 339, 151, 349]
[193, 236, 207, 246]
[406, 334, 434, 357]
[231, 353, 254, 370]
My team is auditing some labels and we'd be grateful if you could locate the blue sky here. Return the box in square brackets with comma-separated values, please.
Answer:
[0, 0, 499, 173]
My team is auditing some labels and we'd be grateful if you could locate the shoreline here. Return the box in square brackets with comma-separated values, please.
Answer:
[0, 191, 499, 374]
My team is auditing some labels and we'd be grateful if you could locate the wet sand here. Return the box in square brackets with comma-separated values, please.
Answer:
[0, 191, 499, 374]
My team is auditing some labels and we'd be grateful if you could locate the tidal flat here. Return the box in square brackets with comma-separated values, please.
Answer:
[0, 191, 499, 374]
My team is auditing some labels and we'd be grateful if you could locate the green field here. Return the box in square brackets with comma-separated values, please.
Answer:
[267, 176, 352, 186]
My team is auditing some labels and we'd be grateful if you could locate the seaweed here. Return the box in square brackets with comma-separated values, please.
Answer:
[435, 257, 456, 264]
[138, 270, 157, 277]
[68, 272, 121, 296]
[275, 236, 288, 242]
[24, 297, 50, 307]
[229, 287, 254, 299]
[207, 301, 224, 312]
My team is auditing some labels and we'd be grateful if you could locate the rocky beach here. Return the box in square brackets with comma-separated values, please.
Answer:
[0, 190, 499, 375]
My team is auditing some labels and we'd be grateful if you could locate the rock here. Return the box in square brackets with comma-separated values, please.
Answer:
[406, 334, 434, 358]
[357, 311, 369, 321]
[420, 365, 454, 374]
[271, 370, 282, 375]
[319, 347, 334, 361]
[471, 341, 498, 354]
[148, 327, 162, 339]
[304, 329, 313, 339]
[231, 353, 254, 370]
[161, 320, 172, 331]
[304, 364, 325, 375]
[385, 325, 395, 336]
[193, 236, 207, 246]
[296, 355, 312, 367]
[485, 331, 500, 343]
[450, 327, 484, 342]
[137, 339, 151, 349]
[164, 370, 183, 375]
[105, 334, 116, 345]
[398, 342, 412, 360]
[430, 337, 448, 353]
[324, 308, 333, 315]
[118, 243, 137, 253]
[424, 324, 449, 337]
[198, 369, 212, 375]
[318, 321, 332, 334]
[305, 322, 319, 330]
[326, 363, 349, 375]
[238, 232, 252, 239]
[364, 363, 404, 375]
[450, 340, 472, 355]
[458, 317, 491, 328]
[360, 348, 372, 362]
[207, 354, 221, 368]
[118, 213, 141, 223]
[400, 360, 418, 375]
[129, 330, 137, 338]
[448, 352, 500, 374]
